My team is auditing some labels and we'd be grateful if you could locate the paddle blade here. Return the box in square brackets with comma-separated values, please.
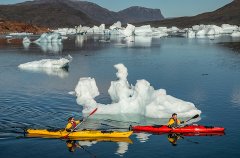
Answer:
[89, 108, 98, 116]
[192, 114, 199, 119]
[62, 135, 69, 139]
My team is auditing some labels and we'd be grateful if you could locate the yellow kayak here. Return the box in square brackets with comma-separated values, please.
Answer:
[27, 129, 133, 138]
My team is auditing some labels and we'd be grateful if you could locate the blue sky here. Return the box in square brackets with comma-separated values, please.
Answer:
[0, 0, 233, 17]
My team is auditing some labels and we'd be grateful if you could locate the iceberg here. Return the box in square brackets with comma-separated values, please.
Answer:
[110, 21, 122, 30]
[119, 24, 135, 37]
[231, 31, 240, 37]
[34, 33, 62, 43]
[18, 66, 69, 78]
[73, 64, 201, 118]
[18, 56, 72, 69]
[135, 25, 152, 36]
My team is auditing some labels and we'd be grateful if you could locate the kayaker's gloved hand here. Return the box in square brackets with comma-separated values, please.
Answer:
[180, 121, 185, 124]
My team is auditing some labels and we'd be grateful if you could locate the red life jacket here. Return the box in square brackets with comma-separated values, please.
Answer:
[71, 121, 77, 129]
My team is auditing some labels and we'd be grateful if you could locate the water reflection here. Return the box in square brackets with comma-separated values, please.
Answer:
[231, 88, 240, 106]
[22, 42, 30, 50]
[115, 142, 129, 156]
[64, 138, 132, 157]
[75, 35, 87, 48]
[135, 132, 151, 143]
[35, 42, 63, 54]
[19, 67, 69, 78]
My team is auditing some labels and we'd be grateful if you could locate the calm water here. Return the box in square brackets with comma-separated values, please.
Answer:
[0, 35, 240, 158]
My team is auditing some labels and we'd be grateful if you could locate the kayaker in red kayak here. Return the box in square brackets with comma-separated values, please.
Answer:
[168, 113, 185, 129]
[65, 117, 81, 132]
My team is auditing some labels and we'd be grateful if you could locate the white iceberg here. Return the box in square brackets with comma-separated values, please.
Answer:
[221, 24, 238, 34]
[18, 56, 71, 69]
[73, 64, 201, 118]
[119, 24, 135, 37]
[134, 25, 152, 36]
[231, 31, 240, 37]
[110, 21, 122, 30]
[34, 33, 62, 43]
[22, 37, 31, 43]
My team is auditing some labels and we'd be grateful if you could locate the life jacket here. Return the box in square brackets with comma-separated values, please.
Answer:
[72, 121, 77, 128]
[168, 118, 181, 128]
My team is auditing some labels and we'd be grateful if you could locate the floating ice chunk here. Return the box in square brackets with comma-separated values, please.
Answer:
[18, 57, 70, 69]
[22, 37, 31, 43]
[196, 29, 207, 37]
[231, 31, 240, 37]
[74, 64, 201, 118]
[168, 26, 179, 33]
[110, 21, 122, 30]
[186, 29, 195, 38]
[18, 66, 69, 78]
[135, 25, 152, 36]
[34, 33, 62, 43]
[151, 27, 168, 37]
[221, 24, 238, 34]
[9, 32, 33, 36]
[119, 24, 135, 37]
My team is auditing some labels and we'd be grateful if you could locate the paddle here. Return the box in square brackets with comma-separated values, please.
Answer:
[63, 108, 98, 139]
[80, 145, 96, 158]
[183, 114, 199, 124]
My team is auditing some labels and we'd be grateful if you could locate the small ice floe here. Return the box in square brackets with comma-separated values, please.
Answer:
[22, 37, 31, 43]
[18, 56, 72, 69]
[34, 33, 63, 43]
[9, 32, 33, 36]
[135, 25, 152, 36]
[119, 24, 135, 37]
[231, 31, 240, 37]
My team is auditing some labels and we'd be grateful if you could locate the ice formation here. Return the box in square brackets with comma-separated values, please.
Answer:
[110, 21, 122, 30]
[34, 33, 62, 43]
[50, 21, 239, 39]
[18, 56, 72, 69]
[74, 64, 201, 118]
[119, 24, 135, 37]
[135, 25, 152, 36]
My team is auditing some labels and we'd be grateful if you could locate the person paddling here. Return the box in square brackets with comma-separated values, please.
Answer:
[65, 117, 81, 132]
[168, 113, 185, 129]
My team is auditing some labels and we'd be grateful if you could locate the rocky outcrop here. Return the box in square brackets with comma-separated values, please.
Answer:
[0, 19, 49, 34]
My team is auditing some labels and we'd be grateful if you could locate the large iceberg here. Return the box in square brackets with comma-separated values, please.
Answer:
[73, 64, 201, 118]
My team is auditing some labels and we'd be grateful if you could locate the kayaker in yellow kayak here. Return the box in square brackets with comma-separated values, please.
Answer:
[65, 117, 81, 132]
[168, 113, 185, 129]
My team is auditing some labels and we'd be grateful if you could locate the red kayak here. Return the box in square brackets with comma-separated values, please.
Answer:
[131, 125, 225, 133]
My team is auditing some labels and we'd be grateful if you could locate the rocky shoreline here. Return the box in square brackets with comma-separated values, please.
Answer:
[0, 19, 49, 35]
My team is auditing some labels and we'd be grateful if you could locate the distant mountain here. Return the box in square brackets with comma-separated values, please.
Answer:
[118, 6, 164, 23]
[67, 1, 122, 24]
[136, 0, 240, 28]
[0, 0, 165, 28]
[0, 0, 97, 28]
